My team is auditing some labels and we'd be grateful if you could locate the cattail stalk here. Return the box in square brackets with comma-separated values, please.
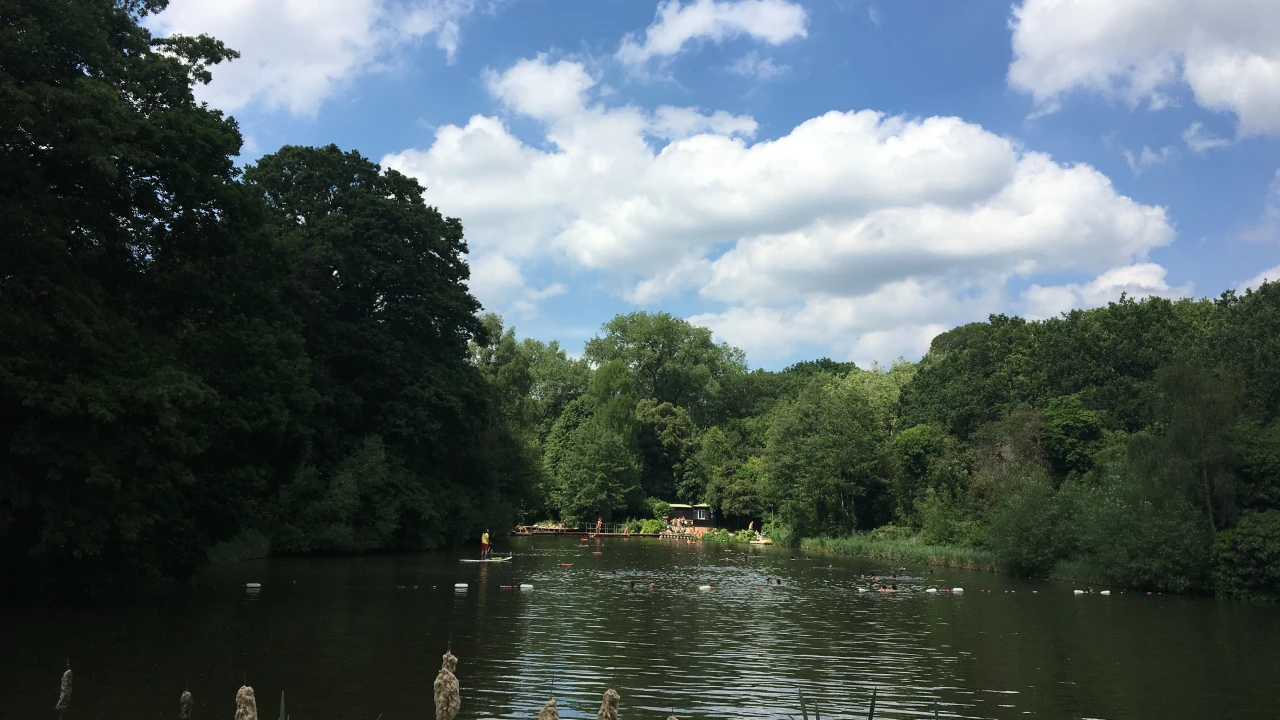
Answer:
[235, 685, 258, 720]
[55, 666, 72, 715]
[180, 690, 193, 720]
[434, 650, 460, 720]
[538, 697, 559, 720]
[596, 689, 619, 720]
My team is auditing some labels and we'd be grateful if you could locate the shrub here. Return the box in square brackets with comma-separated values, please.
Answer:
[207, 530, 270, 564]
[762, 518, 799, 547]
[1212, 510, 1280, 600]
[917, 488, 983, 547]
[700, 528, 731, 542]
[1071, 460, 1212, 592]
[646, 498, 672, 520]
[865, 524, 915, 541]
[985, 470, 1075, 576]
[639, 519, 665, 534]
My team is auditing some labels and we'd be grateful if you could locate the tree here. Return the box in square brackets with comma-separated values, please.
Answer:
[634, 399, 697, 502]
[241, 145, 529, 551]
[0, 0, 314, 594]
[1142, 363, 1241, 533]
[544, 412, 641, 526]
[523, 337, 591, 441]
[584, 312, 746, 422]
[763, 374, 885, 536]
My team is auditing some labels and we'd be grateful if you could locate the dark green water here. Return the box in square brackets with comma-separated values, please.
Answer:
[2, 536, 1278, 719]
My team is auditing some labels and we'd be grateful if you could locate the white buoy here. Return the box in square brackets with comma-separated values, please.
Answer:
[951, 588, 964, 593]
[520, 584, 534, 590]
[454, 583, 468, 589]
[926, 588, 938, 594]
[857, 587, 867, 593]
[1073, 589, 1084, 595]
[1100, 590, 1111, 596]
[698, 585, 713, 591]
[244, 582, 261, 589]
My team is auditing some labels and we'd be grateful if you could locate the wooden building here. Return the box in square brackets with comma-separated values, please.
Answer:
[666, 503, 716, 528]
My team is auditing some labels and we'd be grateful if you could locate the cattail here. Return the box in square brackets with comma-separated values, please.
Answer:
[596, 689, 619, 720]
[180, 690, 193, 720]
[538, 697, 559, 720]
[434, 650, 460, 720]
[55, 666, 72, 713]
[235, 685, 258, 720]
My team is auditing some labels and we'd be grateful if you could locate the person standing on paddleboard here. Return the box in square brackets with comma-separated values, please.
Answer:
[481, 529, 490, 560]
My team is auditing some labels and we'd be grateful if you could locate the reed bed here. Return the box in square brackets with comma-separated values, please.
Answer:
[800, 536, 1000, 572]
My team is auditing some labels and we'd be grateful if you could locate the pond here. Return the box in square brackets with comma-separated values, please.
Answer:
[2, 536, 1277, 719]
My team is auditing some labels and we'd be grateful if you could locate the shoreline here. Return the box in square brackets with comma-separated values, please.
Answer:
[798, 536, 1171, 592]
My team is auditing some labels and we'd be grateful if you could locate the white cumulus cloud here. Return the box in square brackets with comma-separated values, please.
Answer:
[1238, 264, 1280, 293]
[151, 0, 486, 116]
[384, 55, 1176, 363]
[617, 0, 808, 67]
[1008, 0, 1280, 137]
[1021, 263, 1193, 320]
[728, 50, 788, 80]
[1122, 145, 1176, 175]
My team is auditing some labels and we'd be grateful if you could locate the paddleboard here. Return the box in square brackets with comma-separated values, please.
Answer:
[459, 556, 513, 563]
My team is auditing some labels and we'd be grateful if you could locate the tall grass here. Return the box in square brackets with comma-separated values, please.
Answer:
[799, 536, 1000, 572]
[207, 530, 271, 564]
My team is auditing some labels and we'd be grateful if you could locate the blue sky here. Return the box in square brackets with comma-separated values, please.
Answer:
[151, 0, 1280, 369]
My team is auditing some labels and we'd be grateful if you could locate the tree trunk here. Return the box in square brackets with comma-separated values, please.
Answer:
[1201, 467, 1217, 534]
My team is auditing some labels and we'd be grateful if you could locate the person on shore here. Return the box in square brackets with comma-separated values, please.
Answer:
[481, 529, 490, 560]
[596, 517, 603, 536]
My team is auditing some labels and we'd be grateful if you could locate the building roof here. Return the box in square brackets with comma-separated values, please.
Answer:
[667, 503, 711, 509]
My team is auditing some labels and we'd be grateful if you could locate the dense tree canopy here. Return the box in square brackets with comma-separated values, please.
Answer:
[3, 0, 1278, 602]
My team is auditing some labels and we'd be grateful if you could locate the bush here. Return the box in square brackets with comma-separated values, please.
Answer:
[1071, 460, 1212, 592]
[207, 530, 270, 564]
[701, 528, 731, 542]
[639, 518, 665, 534]
[646, 498, 672, 520]
[865, 524, 915, 541]
[917, 488, 983, 547]
[1212, 510, 1280, 600]
[762, 518, 799, 547]
[985, 470, 1075, 576]
[624, 519, 643, 534]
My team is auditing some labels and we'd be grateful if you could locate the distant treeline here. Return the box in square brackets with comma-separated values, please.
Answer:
[3, 1, 1277, 601]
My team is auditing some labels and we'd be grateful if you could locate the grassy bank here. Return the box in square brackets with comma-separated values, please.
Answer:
[800, 536, 1132, 588]
[206, 530, 271, 564]
[800, 536, 1001, 572]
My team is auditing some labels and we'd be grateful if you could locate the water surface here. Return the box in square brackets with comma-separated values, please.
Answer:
[2, 536, 1277, 719]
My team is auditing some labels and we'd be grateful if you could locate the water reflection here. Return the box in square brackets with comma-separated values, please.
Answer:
[1, 538, 1278, 719]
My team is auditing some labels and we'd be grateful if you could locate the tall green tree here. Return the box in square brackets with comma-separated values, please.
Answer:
[763, 374, 885, 535]
[244, 145, 496, 550]
[0, 0, 316, 593]
[584, 312, 746, 422]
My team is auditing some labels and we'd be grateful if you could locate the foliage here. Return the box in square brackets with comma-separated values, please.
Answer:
[544, 414, 641, 526]
[984, 470, 1075, 576]
[584, 312, 746, 424]
[3, 0, 1274, 598]
[638, 519, 666, 534]
[916, 488, 983, 547]
[1211, 510, 1280, 600]
[646, 498, 672, 519]
[1068, 452, 1213, 592]
[763, 374, 886, 536]
[800, 536, 999, 572]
